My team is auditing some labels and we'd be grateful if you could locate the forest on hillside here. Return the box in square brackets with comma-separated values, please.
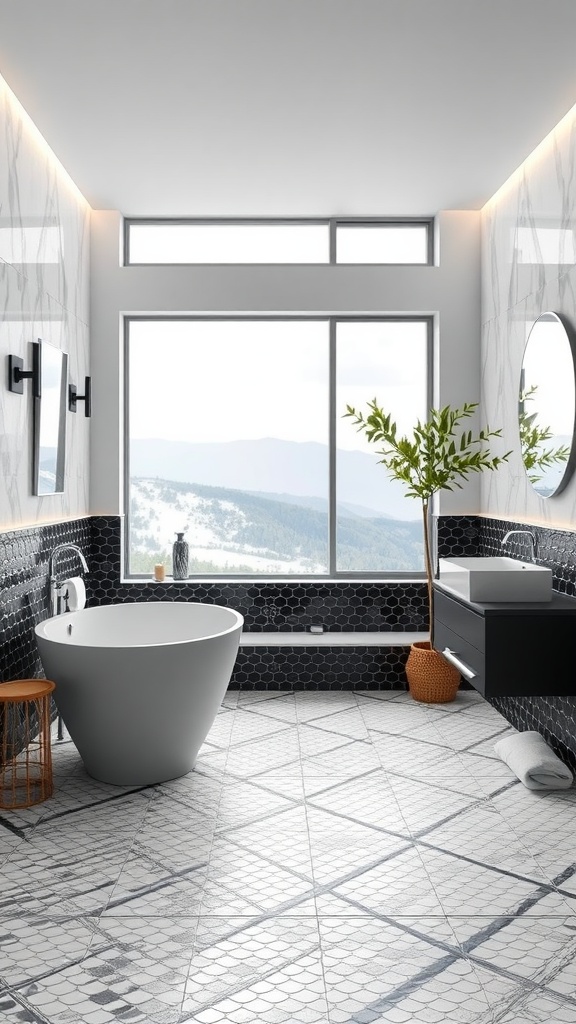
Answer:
[129, 478, 423, 573]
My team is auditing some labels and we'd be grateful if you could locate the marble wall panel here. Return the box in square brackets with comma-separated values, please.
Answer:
[480, 104, 576, 529]
[0, 73, 90, 530]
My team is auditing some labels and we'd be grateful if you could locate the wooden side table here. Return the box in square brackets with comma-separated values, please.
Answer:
[0, 679, 56, 809]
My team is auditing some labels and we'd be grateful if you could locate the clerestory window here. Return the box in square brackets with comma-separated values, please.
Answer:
[124, 218, 433, 265]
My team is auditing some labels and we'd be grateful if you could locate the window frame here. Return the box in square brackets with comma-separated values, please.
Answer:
[123, 217, 434, 266]
[123, 314, 433, 582]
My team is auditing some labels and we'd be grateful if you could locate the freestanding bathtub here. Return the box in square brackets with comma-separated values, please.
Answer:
[35, 602, 243, 786]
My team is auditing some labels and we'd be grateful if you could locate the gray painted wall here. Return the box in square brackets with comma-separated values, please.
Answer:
[89, 210, 482, 523]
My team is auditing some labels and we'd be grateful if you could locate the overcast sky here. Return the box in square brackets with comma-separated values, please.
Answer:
[128, 318, 428, 451]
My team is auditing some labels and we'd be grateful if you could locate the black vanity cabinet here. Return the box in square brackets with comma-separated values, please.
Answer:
[433, 584, 576, 697]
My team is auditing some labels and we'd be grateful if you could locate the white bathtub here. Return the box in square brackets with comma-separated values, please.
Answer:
[35, 602, 243, 787]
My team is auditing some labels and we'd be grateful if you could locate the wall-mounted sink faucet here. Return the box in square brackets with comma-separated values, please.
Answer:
[48, 543, 88, 615]
[501, 529, 538, 563]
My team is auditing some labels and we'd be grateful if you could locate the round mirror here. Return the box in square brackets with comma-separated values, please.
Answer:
[519, 311, 576, 497]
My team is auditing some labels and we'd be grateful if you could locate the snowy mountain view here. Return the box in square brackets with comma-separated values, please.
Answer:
[127, 438, 420, 577]
[127, 318, 430, 575]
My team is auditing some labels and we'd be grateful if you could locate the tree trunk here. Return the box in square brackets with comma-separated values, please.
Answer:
[422, 499, 434, 646]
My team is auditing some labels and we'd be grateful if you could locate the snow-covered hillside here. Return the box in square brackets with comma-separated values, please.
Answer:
[128, 477, 423, 575]
[130, 478, 327, 573]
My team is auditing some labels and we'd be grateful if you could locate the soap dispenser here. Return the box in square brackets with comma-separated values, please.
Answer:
[172, 532, 189, 580]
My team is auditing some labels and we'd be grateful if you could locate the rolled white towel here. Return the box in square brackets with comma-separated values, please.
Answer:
[494, 731, 573, 791]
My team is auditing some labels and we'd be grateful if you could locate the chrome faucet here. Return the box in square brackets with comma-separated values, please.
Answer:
[48, 543, 88, 615]
[501, 529, 538, 563]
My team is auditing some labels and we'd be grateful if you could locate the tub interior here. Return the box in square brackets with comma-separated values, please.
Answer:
[37, 602, 243, 647]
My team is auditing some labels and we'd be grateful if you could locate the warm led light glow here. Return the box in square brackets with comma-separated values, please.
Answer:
[0, 72, 90, 210]
[483, 100, 576, 211]
[0, 515, 92, 533]
[478, 512, 576, 531]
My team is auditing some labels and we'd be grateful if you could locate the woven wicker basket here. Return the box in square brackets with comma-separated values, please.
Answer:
[405, 640, 461, 703]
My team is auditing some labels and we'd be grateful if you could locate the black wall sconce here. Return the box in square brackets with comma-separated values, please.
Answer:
[69, 376, 91, 417]
[8, 346, 41, 397]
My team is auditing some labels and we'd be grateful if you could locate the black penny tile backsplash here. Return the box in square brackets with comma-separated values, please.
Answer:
[90, 516, 428, 634]
[0, 519, 91, 682]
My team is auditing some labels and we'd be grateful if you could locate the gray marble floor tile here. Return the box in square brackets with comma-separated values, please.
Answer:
[473, 963, 576, 1023]
[307, 769, 409, 834]
[465, 730, 518, 759]
[155, 771, 223, 817]
[460, 915, 576, 995]
[220, 689, 239, 708]
[223, 731, 302, 777]
[418, 848, 574, 934]
[182, 913, 325, 1022]
[356, 689, 409, 702]
[370, 729, 469, 776]
[215, 778, 295, 831]
[358, 698, 439, 735]
[425, 690, 487, 714]
[0, 840, 130, 915]
[15, 923, 194, 1023]
[458, 747, 523, 780]
[236, 690, 292, 704]
[246, 767, 305, 799]
[228, 710, 294, 745]
[332, 846, 446, 916]
[421, 801, 550, 877]
[0, 827, 21, 867]
[104, 866, 208, 917]
[220, 805, 314, 880]
[0, 796, 150, 915]
[183, 954, 329, 1022]
[202, 836, 314, 914]
[430, 713, 515, 752]
[387, 773, 478, 833]
[301, 739, 381, 778]
[306, 805, 411, 886]
[315, 897, 459, 944]
[293, 691, 359, 723]
[193, 748, 229, 777]
[299, 723, 358, 758]
[303, 706, 371, 740]
[132, 803, 218, 866]
[318, 914, 492, 1023]
[0, 914, 99, 988]
[238, 693, 299, 722]
[4, 690, 576, 1024]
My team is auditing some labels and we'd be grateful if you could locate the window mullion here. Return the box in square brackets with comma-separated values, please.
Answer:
[329, 318, 337, 575]
[329, 219, 337, 264]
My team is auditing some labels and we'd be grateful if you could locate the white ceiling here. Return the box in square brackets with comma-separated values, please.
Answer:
[1, 0, 576, 216]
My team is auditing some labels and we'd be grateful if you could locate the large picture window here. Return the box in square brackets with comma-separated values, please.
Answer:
[125, 317, 430, 578]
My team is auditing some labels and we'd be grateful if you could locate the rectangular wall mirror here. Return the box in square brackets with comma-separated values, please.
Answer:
[33, 339, 68, 495]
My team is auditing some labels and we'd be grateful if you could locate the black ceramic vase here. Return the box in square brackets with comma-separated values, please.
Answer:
[172, 532, 189, 579]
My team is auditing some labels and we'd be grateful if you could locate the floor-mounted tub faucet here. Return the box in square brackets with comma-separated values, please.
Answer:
[48, 543, 88, 616]
[501, 529, 538, 563]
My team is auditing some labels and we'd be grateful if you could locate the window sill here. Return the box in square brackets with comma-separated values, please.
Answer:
[121, 576, 427, 585]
